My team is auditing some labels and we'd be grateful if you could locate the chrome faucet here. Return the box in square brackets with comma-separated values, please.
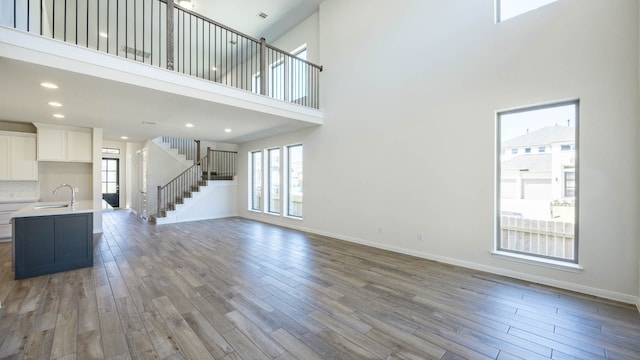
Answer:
[53, 184, 76, 205]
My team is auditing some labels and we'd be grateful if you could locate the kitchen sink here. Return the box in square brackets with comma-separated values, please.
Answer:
[33, 204, 70, 209]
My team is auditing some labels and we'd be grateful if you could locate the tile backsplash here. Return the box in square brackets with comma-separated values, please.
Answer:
[0, 181, 39, 202]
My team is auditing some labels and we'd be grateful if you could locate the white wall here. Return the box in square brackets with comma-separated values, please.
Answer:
[271, 12, 319, 63]
[145, 140, 191, 216]
[238, 0, 640, 303]
[157, 181, 238, 224]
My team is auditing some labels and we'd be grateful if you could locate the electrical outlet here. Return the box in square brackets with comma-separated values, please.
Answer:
[418, 232, 423, 241]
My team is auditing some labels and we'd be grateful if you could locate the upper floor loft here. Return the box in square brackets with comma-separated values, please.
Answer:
[0, 0, 323, 142]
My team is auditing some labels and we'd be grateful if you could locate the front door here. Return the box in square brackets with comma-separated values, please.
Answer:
[102, 158, 119, 208]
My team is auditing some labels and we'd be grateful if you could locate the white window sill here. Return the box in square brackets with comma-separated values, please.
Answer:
[284, 215, 303, 221]
[491, 251, 583, 273]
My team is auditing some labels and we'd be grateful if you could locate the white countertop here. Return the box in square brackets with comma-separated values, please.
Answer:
[11, 200, 94, 218]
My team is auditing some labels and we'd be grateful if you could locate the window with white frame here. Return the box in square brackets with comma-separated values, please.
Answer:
[267, 148, 281, 214]
[497, 100, 578, 262]
[287, 144, 303, 218]
[564, 168, 575, 198]
[495, 0, 559, 23]
[262, 45, 308, 104]
[291, 48, 308, 103]
[252, 73, 261, 94]
[250, 151, 262, 211]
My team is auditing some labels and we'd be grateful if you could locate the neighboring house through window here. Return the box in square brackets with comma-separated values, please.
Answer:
[267, 148, 281, 214]
[250, 150, 262, 211]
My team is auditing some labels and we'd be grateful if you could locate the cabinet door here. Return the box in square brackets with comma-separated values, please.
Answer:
[38, 128, 66, 161]
[14, 216, 56, 279]
[0, 135, 9, 180]
[54, 214, 92, 265]
[10, 136, 37, 180]
[67, 131, 92, 162]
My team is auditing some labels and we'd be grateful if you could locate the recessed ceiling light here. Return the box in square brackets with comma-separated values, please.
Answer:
[53, 114, 65, 119]
[224, 128, 232, 133]
[99, 32, 108, 38]
[121, 136, 129, 140]
[48, 101, 63, 107]
[211, 67, 218, 71]
[41, 82, 58, 89]
[185, 123, 194, 128]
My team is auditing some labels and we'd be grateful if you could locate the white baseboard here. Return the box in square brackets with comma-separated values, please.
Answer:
[240, 214, 639, 307]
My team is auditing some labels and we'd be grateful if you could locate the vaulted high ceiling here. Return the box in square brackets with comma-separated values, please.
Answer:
[0, 0, 323, 143]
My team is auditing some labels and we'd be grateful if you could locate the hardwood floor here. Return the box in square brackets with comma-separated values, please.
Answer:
[0, 210, 639, 359]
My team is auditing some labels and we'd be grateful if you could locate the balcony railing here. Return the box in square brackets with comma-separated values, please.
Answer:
[1, 0, 322, 109]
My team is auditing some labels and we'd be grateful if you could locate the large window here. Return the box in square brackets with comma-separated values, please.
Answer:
[496, 0, 559, 23]
[497, 100, 578, 262]
[250, 151, 262, 211]
[256, 45, 307, 104]
[287, 144, 303, 218]
[291, 48, 308, 103]
[267, 148, 281, 214]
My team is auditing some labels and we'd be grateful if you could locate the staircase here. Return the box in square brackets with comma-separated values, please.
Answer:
[150, 138, 237, 224]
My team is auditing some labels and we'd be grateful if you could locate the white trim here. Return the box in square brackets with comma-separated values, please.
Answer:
[239, 214, 638, 306]
[491, 251, 583, 273]
[636, 296, 640, 314]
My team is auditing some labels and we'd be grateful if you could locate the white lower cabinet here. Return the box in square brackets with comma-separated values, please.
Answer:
[0, 202, 33, 241]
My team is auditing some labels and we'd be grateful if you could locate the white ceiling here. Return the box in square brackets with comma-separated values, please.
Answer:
[191, 0, 323, 41]
[0, 0, 323, 143]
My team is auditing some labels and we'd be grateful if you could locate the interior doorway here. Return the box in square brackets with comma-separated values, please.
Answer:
[102, 158, 120, 208]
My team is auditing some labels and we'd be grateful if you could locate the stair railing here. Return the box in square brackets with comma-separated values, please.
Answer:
[202, 147, 237, 180]
[156, 147, 237, 217]
[157, 152, 207, 217]
[161, 136, 200, 163]
[2, 0, 323, 109]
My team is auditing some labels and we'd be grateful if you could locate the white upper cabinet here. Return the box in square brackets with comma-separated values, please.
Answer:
[0, 132, 38, 181]
[67, 130, 92, 162]
[35, 124, 92, 163]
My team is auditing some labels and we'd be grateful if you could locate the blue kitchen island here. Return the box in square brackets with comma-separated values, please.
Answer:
[11, 200, 94, 280]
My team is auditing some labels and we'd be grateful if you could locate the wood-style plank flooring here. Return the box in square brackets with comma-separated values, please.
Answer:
[0, 210, 639, 359]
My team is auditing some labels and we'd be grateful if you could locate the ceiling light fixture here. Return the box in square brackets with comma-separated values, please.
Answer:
[40, 82, 58, 89]
[99, 32, 108, 38]
[211, 67, 218, 71]
[48, 101, 63, 107]
[185, 123, 194, 128]
[178, 0, 195, 9]
[121, 136, 129, 140]
[224, 128, 232, 133]
[53, 114, 65, 119]
[257, 12, 268, 19]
